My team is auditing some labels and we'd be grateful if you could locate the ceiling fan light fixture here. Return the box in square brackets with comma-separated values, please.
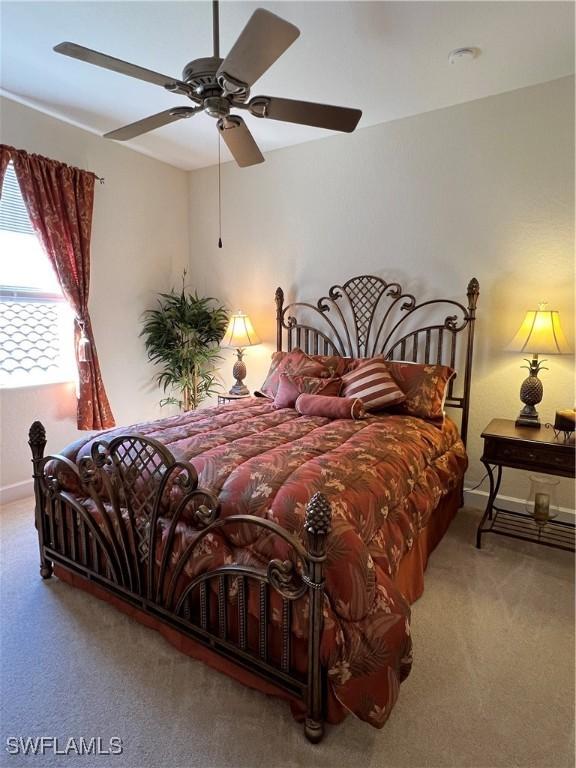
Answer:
[203, 96, 230, 119]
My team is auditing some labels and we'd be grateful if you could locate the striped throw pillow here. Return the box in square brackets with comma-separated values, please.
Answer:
[341, 360, 406, 411]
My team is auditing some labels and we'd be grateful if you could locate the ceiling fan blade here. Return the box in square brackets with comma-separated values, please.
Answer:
[217, 116, 264, 167]
[249, 96, 362, 133]
[104, 107, 199, 141]
[217, 9, 299, 90]
[54, 42, 188, 91]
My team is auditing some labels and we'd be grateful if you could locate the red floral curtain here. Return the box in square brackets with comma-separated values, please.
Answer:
[4, 145, 115, 430]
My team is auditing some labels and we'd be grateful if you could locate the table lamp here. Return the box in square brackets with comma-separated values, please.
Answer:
[506, 303, 570, 428]
[222, 311, 260, 395]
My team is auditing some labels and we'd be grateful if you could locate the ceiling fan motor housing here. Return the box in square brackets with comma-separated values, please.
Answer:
[181, 56, 250, 115]
[182, 56, 223, 95]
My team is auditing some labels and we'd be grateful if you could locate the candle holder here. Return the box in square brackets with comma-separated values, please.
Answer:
[525, 474, 560, 526]
[545, 409, 576, 443]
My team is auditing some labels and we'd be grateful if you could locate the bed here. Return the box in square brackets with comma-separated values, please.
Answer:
[29, 274, 479, 742]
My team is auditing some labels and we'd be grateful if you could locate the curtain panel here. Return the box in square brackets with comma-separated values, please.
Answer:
[0, 144, 115, 430]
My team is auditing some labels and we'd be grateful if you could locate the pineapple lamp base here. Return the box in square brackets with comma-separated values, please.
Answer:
[515, 356, 545, 429]
[516, 404, 541, 429]
[229, 348, 249, 396]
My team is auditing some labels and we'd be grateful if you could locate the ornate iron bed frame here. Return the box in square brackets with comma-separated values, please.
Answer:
[276, 274, 479, 445]
[30, 274, 479, 744]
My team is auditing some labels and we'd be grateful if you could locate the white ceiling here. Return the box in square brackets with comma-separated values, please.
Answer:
[1, 1, 574, 171]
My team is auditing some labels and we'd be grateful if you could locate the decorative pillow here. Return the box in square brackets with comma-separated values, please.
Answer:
[343, 356, 383, 374]
[257, 349, 345, 399]
[256, 351, 288, 398]
[341, 359, 406, 411]
[383, 361, 456, 420]
[296, 393, 366, 420]
[273, 374, 342, 409]
[308, 354, 348, 378]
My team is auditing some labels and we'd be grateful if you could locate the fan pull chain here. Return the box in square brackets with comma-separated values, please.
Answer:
[218, 132, 222, 248]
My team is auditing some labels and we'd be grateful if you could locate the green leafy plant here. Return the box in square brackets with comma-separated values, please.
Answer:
[141, 274, 228, 411]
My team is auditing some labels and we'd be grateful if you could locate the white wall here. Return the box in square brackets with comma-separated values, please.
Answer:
[188, 77, 575, 509]
[0, 96, 190, 499]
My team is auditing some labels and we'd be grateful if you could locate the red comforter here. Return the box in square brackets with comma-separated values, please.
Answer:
[60, 397, 467, 728]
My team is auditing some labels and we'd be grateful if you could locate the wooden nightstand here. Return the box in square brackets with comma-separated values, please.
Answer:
[476, 418, 575, 552]
[217, 393, 251, 405]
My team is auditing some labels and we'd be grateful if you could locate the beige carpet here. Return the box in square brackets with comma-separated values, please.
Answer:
[0, 498, 574, 768]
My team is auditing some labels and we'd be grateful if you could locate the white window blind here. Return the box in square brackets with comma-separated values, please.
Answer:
[0, 163, 35, 235]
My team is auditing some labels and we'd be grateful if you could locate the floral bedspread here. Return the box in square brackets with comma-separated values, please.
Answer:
[60, 398, 467, 728]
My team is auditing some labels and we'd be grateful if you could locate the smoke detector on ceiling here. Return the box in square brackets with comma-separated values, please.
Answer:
[448, 47, 481, 64]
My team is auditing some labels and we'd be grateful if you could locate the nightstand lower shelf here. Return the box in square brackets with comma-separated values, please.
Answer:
[478, 506, 575, 553]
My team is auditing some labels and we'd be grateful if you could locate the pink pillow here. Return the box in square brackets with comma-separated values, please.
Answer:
[273, 374, 342, 409]
[257, 349, 346, 399]
[296, 394, 366, 420]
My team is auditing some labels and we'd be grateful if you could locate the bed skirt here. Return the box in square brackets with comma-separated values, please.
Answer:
[52, 483, 460, 725]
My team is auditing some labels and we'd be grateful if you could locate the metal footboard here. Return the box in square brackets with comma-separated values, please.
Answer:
[29, 421, 331, 743]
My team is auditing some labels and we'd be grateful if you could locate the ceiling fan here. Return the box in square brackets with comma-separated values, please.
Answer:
[54, 1, 362, 167]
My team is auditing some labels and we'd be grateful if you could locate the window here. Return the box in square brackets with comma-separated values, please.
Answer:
[0, 162, 75, 388]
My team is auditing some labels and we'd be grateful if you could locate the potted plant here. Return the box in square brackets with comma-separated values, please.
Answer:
[141, 274, 228, 411]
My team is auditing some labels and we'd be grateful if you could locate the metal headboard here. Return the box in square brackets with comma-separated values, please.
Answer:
[275, 275, 479, 445]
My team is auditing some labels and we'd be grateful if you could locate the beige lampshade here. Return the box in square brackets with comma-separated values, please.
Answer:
[222, 311, 260, 348]
[506, 304, 570, 355]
